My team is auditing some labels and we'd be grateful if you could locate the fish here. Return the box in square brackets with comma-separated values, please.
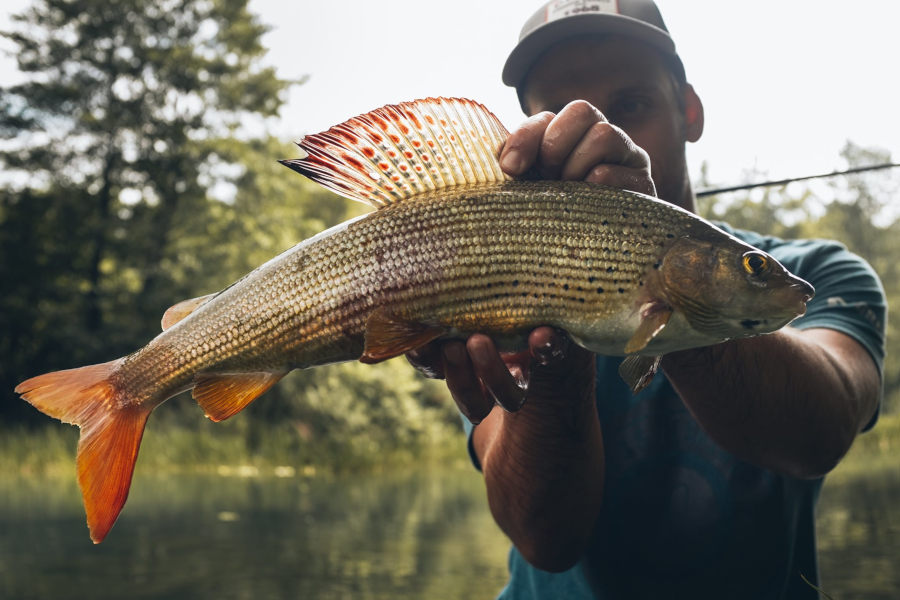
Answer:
[15, 97, 814, 543]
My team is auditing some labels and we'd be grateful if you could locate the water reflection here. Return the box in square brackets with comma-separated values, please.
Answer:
[1, 465, 896, 599]
[0, 468, 510, 600]
[817, 468, 900, 599]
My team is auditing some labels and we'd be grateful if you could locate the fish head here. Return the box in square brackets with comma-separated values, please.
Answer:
[658, 235, 815, 340]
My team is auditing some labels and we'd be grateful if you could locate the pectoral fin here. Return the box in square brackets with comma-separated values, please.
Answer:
[618, 355, 662, 394]
[624, 301, 673, 354]
[193, 371, 286, 422]
[360, 307, 445, 364]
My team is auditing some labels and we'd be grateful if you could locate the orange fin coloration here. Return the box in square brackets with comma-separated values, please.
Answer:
[624, 301, 673, 354]
[192, 371, 286, 422]
[15, 358, 149, 543]
[280, 97, 511, 208]
[161, 293, 216, 330]
[360, 307, 445, 364]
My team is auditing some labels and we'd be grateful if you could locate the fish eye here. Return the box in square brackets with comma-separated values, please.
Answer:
[742, 252, 769, 276]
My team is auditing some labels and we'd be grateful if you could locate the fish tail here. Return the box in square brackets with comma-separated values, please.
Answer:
[15, 358, 149, 544]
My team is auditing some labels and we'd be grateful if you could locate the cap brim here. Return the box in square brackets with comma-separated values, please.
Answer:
[502, 14, 678, 88]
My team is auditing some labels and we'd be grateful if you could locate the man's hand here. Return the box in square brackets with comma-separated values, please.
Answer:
[406, 100, 650, 423]
[406, 101, 645, 422]
[406, 327, 588, 423]
[406, 326, 602, 572]
[499, 100, 657, 197]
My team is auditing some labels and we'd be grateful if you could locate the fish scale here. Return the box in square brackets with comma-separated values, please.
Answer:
[15, 97, 813, 544]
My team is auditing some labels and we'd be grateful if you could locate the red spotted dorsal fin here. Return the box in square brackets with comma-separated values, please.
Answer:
[193, 371, 286, 422]
[280, 97, 511, 208]
[161, 293, 216, 331]
[360, 307, 445, 364]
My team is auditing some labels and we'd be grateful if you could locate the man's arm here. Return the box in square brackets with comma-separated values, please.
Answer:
[449, 331, 604, 572]
[662, 327, 880, 479]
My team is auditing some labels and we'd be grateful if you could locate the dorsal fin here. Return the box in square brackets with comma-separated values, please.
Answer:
[280, 97, 511, 208]
[161, 293, 216, 331]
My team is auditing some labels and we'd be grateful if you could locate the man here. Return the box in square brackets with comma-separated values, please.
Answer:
[409, 1, 886, 598]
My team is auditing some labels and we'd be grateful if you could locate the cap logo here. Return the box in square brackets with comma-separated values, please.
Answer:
[544, 0, 620, 24]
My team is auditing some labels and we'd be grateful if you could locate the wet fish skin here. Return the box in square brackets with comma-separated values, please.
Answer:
[14, 98, 814, 544]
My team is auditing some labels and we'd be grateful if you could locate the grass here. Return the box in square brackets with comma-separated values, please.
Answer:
[3, 412, 898, 480]
[0, 417, 470, 480]
[827, 411, 900, 481]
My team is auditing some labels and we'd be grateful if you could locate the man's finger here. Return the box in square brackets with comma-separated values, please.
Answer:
[406, 342, 446, 379]
[584, 164, 657, 196]
[467, 335, 528, 412]
[442, 340, 494, 424]
[529, 326, 570, 366]
[560, 121, 650, 182]
[500, 111, 555, 176]
[539, 101, 608, 178]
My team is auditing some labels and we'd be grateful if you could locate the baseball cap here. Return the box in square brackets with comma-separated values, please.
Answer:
[502, 0, 685, 89]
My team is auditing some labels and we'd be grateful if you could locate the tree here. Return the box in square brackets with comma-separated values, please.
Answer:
[817, 143, 900, 413]
[0, 0, 291, 421]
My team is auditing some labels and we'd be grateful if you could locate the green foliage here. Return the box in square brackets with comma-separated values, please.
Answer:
[0, 0, 282, 421]
[0, 0, 460, 465]
[698, 144, 900, 413]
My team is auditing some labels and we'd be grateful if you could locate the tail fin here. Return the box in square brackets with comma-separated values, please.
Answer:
[15, 359, 150, 543]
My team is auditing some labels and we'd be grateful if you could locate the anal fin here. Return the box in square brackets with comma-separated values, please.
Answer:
[618, 355, 662, 394]
[360, 307, 445, 364]
[193, 371, 286, 422]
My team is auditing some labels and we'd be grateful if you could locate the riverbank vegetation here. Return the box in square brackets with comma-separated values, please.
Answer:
[2, 408, 898, 480]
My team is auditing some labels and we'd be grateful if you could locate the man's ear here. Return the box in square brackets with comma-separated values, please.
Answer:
[684, 84, 704, 142]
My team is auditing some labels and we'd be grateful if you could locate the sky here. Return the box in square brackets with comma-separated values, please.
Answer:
[2, 0, 899, 191]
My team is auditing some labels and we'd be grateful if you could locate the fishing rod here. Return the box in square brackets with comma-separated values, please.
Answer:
[695, 163, 900, 197]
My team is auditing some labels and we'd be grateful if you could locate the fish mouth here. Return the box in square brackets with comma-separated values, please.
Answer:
[791, 278, 815, 304]
[738, 281, 815, 333]
[788, 279, 815, 319]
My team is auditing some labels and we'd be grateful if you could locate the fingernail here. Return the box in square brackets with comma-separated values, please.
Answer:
[501, 149, 524, 174]
[534, 335, 568, 366]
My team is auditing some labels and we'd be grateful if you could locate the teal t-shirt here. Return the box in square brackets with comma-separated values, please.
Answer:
[466, 226, 887, 600]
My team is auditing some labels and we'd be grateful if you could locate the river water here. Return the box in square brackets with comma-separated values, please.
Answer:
[1, 464, 897, 599]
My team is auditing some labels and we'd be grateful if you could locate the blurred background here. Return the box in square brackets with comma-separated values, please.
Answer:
[0, 1, 897, 598]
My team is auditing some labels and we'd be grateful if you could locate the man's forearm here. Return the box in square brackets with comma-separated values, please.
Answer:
[473, 351, 604, 572]
[661, 327, 879, 479]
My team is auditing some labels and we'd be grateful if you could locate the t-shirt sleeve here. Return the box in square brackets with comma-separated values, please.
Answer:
[771, 239, 887, 429]
[777, 240, 886, 372]
[460, 415, 483, 471]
